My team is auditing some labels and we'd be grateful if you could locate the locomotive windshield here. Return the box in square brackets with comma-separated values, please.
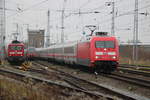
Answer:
[95, 41, 115, 48]
[9, 46, 23, 50]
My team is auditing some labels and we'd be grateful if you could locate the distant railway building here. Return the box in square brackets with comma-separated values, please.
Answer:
[28, 29, 45, 48]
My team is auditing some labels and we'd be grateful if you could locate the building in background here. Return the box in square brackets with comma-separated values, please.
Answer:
[28, 29, 45, 48]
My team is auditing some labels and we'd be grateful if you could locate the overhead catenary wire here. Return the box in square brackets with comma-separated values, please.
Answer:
[82, 0, 125, 12]
[5, 0, 150, 44]
[63, 0, 125, 35]
[115, 0, 147, 9]
[7, 0, 49, 18]
[96, 3, 150, 27]
[115, 17, 149, 31]
[63, 0, 150, 39]
[6, 0, 150, 21]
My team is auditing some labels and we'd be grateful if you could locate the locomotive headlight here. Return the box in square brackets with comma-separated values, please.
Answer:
[112, 56, 116, 59]
[17, 52, 22, 54]
[95, 56, 99, 59]
[108, 52, 116, 55]
[95, 52, 103, 55]
[9, 52, 15, 54]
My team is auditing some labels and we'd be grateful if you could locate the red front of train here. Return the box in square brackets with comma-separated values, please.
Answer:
[7, 41, 25, 63]
[77, 36, 119, 72]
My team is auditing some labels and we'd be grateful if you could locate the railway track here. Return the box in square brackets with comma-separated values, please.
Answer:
[103, 73, 150, 88]
[35, 61, 150, 88]
[33, 61, 149, 100]
[119, 64, 150, 72]
[120, 64, 150, 68]
[118, 67, 150, 77]
[0, 67, 107, 100]
[2, 61, 149, 100]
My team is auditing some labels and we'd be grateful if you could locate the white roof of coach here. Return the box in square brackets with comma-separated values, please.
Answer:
[47, 41, 78, 49]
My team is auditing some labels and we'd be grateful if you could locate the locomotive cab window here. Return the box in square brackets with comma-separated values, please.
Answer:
[95, 41, 115, 48]
[9, 46, 23, 50]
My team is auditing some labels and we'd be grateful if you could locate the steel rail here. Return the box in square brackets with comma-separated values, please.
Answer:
[120, 64, 150, 68]
[0, 67, 112, 99]
[118, 67, 150, 77]
[104, 73, 150, 88]
[119, 64, 150, 71]
[34, 61, 148, 100]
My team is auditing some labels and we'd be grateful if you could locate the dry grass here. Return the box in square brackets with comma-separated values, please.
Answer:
[0, 76, 98, 100]
[0, 78, 49, 100]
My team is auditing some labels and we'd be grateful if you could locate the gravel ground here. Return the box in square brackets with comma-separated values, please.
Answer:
[0, 75, 101, 100]
[39, 61, 150, 99]
[1, 61, 150, 99]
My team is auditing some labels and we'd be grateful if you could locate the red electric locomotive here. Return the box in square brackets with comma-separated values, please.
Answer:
[35, 32, 119, 73]
[7, 40, 25, 64]
[77, 35, 119, 73]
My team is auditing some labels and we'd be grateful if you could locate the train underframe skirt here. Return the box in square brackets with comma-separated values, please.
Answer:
[7, 56, 25, 64]
[94, 61, 118, 73]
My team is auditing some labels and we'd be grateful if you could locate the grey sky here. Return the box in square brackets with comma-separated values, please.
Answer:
[5, 0, 150, 44]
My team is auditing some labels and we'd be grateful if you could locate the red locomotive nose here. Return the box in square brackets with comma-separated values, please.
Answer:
[7, 40, 25, 64]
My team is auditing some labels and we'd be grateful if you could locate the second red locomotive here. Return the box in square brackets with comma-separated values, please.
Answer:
[34, 32, 119, 73]
[7, 40, 25, 64]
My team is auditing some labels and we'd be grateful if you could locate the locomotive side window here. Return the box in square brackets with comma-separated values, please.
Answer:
[9, 46, 23, 50]
[95, 41, 115, 48]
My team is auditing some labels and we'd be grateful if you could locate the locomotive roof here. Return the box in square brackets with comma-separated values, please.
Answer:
[11, 40, 21, 43]
[8, 43, 24, 46]
[8, 40, 24, 46]
[36, 41, 77, 51]
[92, 36, 116, 39]
[80, 35, 117, 42]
